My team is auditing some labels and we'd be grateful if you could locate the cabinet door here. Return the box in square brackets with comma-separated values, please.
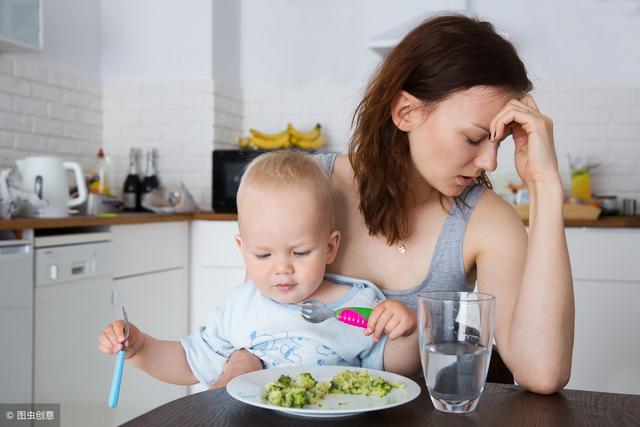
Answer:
[191, 221, 243, 268]
[566, 228, 640, 282]
[190, 266, 245, 331]
[111, 268, 189, 426]
[112, 222, 189, 279]
[34, 278, 114, 427]
[189, 266, 245, 394]
[568, 279, 640, 395]
[0, 0, 42, 51]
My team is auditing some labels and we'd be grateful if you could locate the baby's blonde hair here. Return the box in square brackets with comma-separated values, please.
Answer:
[237, 150, 335, 229]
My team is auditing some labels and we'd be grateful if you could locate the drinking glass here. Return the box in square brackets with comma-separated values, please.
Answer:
[418, 291, 496, 414]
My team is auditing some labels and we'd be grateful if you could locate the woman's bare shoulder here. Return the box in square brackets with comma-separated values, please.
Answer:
[333, 154, 351, 177]
[467, 189, 527, 252]
[331, 154, 354, 190]
[475, 188, 524, 223]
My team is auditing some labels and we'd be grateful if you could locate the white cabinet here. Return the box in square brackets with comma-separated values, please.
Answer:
[565, 227, 640, 394]
[0, 0, 42, 51]
[112, 222, 188, 278]
[190, 220, 244, 330]
[34, 223, 190, 427]
[110, 221, 189, 424]
[570, 279, 640, 394]
[190, 266, 244, 330]
[111, 269, 188, 426]
[189, 220, 245, 393]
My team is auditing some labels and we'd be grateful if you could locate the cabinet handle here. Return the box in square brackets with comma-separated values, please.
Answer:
[111, 289, 118, 306]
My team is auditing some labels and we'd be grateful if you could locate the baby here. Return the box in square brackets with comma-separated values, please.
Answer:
[98, 151, 419, 388]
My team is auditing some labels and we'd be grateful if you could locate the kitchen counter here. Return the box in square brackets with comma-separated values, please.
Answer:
[524, 215, 640, 228]
[0, 212, 236, 231]
[1, 212, 639, 231]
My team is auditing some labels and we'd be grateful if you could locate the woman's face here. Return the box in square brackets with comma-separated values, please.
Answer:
[407, 86, 514, 197]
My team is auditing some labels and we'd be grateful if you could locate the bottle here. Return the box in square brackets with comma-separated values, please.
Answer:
[122, 148, 141, 211]
[89, 146, 114, 195]
[141, 148, 159, 195]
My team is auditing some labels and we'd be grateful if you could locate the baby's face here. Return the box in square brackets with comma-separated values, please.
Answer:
[236, 187, 338, 304]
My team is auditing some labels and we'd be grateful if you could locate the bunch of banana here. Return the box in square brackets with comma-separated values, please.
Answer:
[288, 123, 324, 150]
[248, 127, 291, 150]
[236, 123, 324, 150]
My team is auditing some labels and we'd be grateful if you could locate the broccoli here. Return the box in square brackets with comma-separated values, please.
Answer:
[262, 370, 404, 408]
[276, 375, 294, 388]
[261, 375, 315, 408]
[330, 370, 400, 397]
[299, 372, 317, 390]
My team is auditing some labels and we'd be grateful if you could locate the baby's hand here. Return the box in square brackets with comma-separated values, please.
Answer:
[98, 320, 144, 359]
[364, 300, 416, 341]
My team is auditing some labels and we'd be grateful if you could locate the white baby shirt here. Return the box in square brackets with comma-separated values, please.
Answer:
[181, 274, 387, 387]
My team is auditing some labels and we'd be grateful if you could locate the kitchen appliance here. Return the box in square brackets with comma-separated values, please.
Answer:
[34, 230, 114, 427]
[622, 198, 637, 216]
[16, 156, 88, 218]
[86, 193, 123, 215]
[0, 232, 33, 404]
[212, 149, 267, 212]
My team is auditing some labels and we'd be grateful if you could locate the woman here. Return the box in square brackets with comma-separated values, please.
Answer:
[216, 14, 574, 394]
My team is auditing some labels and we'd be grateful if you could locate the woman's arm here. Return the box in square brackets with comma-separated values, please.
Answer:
[383, 329, 420, 377]
[473, 191, 573, 394]
[475, 95, 574, 394]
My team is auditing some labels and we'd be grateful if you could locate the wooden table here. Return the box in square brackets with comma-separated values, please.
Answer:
[122, 382, 640, 427]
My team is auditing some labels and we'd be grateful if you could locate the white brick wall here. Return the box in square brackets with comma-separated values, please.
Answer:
[102, 79, 216, 208]
[3, 54, 638, 211]
[495, 80, 640, 203]
[243, 82, 640, 204]
[0, 56, 102, 172]
[242, 86, 362, 154]
[213, 82, 243, 149]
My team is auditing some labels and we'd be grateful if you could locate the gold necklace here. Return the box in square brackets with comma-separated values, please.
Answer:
[398, 244, 407, 255]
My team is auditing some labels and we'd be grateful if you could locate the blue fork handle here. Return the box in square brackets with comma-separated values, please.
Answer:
[108, 350, 125, 408]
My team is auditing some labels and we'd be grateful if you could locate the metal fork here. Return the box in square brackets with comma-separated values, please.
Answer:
[300, 299, 372, 329]
[108, 306, 129, 408]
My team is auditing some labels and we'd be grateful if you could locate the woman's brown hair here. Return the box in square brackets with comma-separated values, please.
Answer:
[349, 14, 533, 245]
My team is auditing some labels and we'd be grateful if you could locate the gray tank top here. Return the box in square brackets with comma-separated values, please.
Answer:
[315, 152, 485, 312]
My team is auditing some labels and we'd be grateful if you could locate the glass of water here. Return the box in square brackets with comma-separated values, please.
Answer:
[418, 291, 496, 414]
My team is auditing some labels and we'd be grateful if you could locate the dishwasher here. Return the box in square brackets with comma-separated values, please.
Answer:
[0, 231, 33, 404]
[33, 228, 115, 427]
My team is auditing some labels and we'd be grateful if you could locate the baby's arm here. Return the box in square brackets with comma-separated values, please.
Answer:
[365, 300, 421, 376]
[99, 321, 198, 386]
[209, 348, 264, 389]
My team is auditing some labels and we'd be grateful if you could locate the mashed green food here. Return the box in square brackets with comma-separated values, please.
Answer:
[262, 370, 404, 408]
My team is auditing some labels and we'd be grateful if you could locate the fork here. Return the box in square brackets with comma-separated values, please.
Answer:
[300, 299, 373, 328]
[108, 306, 129, 408]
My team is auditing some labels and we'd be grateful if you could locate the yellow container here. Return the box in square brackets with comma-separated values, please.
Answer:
[571, 170, 591, 201]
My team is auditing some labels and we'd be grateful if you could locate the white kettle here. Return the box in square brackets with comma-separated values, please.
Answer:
[16, 156, 88, 218]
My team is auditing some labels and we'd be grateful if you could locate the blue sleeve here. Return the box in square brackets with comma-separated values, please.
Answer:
[180, 302, 237, 387]
[359, 335, 387, 371]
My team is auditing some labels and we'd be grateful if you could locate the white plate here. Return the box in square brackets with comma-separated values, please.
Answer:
[226, 365, 422, 418]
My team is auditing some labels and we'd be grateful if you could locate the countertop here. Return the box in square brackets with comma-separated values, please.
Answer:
[0, 212, 236, 231]
[1, 211, 639, 231]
